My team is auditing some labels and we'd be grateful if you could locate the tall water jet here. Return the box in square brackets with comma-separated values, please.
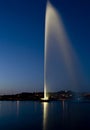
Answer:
[44, 0, 61, 99]
[42, 0, 85, 99]
[44, 0, 64, 99]
[43, 0, 84, 95]
[43, 0, 51, 100]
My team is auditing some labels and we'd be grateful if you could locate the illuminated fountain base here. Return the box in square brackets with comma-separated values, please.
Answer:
[40, 97, 50, 102]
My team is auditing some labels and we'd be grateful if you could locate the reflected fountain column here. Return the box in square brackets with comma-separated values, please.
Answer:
[62, 100, 65, 124]
[62, 100, 69, 129]
[16, 101, 20, 116]
[0, 101, 2, 114]
[43, 102, 49, 130]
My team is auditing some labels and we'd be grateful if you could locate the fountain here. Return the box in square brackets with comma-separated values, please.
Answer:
[41, 0, 83, 101]
[41, 0, 50, 101]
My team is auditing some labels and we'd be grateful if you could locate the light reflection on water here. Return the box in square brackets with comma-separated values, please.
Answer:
[42, 102, 48, 130]
[62, 100, 65, 123]
[0, 101, 89, 130]
[16, 101, 20, 116]
[42, 100, 90, 130]
[42, 101, 66, 130]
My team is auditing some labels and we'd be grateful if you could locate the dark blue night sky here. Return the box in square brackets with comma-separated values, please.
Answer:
[0, 0, 90, 94]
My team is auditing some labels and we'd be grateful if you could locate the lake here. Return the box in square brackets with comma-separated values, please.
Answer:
[0, 100, 90, 130]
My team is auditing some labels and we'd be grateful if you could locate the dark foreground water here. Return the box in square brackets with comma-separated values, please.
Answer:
[0, 100, 90, 130]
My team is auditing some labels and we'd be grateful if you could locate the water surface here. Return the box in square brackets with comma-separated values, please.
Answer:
[0, 101, 90, 130]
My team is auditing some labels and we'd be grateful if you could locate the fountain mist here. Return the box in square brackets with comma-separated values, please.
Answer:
[44, 0, 84, 97]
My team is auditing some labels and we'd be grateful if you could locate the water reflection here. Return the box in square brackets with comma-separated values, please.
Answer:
[42, 101, 67, 130]
[16, 101, 20, 116]
[62, 100, 65, 111]
[42, 102, 49, 130]
[62, 100, 65, 125]
[0, 101, 89, 130]
[0, 101, 2, 112]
